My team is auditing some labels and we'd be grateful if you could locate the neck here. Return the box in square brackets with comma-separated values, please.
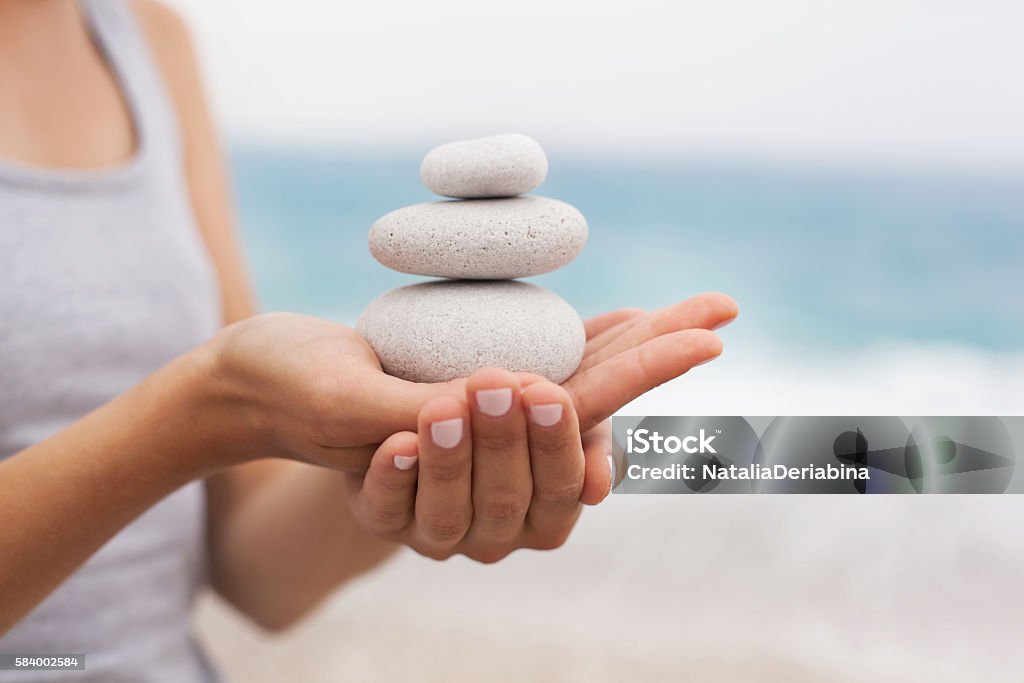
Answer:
[0, 1, 84, 54]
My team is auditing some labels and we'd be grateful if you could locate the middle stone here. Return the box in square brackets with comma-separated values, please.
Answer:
[368, 196, 588, 280]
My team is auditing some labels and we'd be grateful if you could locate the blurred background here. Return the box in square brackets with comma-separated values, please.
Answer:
[165, 1, 1024, 680]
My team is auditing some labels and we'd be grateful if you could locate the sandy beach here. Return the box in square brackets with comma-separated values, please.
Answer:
[194, 349, 1024, 682]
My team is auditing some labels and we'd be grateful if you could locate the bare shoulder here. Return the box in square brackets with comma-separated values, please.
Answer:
[131, 0, 193, 56]
[129, 0, 203, 110]
[129, 0, 257, 325]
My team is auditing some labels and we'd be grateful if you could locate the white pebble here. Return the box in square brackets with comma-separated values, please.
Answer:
[358, 280, 585, 383]
[368, 196, 587, 279]
[420, 133, 548, 198]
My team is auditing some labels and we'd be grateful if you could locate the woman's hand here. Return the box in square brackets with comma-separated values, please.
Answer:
[203, 292, 737, 472]
[343, 368, 611, 562]
[202, 312, 427, 469]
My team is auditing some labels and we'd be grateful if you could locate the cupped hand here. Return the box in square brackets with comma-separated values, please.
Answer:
[343, 368, 611, 562]
[206, 292, 737, 470]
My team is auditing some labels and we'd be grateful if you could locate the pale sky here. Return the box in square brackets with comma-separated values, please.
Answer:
[167, 0, 1024, 170]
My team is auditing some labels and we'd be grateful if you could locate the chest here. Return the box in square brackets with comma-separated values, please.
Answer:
[0, 179, 221, 453]
[0, 32, 136, 170]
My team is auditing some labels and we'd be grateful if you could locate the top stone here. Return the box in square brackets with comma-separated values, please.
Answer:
[420, 134, 548, 199]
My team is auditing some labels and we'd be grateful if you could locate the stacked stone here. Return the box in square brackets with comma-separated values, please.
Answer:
[358, 134, 588, 384]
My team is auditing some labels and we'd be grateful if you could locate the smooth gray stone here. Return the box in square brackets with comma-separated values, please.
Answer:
[368, 196, 587, 279]
[357, 280, 585, 384]
[420, 133, 548, 198]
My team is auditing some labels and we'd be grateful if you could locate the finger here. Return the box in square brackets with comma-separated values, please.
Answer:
[580, 420, 614, 505]
[351, 368, 543, 454]
[583, 308, 645, 339]
[580, 293, 738, 371]
[464, 369, 532, 548]
[414, 395, 473, 548]
[513, 371, 548, 387]
[581, 316, 644, 360]
[521, 381, 585, 546]
[357, 373, 466, 440]
[567, 328, 723, 432]
[313, 442, 379, 474]
[357, 371, 541, 438]
[345, 431, 420, 535]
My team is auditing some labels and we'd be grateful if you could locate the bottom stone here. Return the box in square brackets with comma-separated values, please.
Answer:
[358, 280, 585, 384]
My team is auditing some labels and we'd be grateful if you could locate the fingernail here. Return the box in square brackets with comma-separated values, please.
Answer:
[694, 353, 722, 367]
[394, 455, 419, 470]
[712, 317, 736, 330]
[476, 388, 513, 417]
[529, 403, 563, 427]
[606, 455, 617, 497]
[431, 418, 463, 449]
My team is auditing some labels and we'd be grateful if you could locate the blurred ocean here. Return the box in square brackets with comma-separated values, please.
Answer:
[231, 147, 1024, 363]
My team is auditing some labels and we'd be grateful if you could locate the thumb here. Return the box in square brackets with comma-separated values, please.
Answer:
[355, 370, 467, 440]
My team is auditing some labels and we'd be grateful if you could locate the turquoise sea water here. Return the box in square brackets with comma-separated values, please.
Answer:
[231, 147, 1024, 355]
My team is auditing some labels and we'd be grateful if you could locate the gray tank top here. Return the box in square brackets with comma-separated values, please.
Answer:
[0, 1, 222, 680]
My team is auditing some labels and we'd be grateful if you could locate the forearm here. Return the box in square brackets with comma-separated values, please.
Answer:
[0, 349, 223, 634]
[206, 461, 400, 631]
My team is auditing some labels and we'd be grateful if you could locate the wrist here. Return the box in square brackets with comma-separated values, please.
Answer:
[159, 334, 263, 474]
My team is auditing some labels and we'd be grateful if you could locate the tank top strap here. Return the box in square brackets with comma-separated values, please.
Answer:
[79, 0, 184, 174]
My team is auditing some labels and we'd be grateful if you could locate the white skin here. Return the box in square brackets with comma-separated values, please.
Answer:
[0, 0, 738, 634]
